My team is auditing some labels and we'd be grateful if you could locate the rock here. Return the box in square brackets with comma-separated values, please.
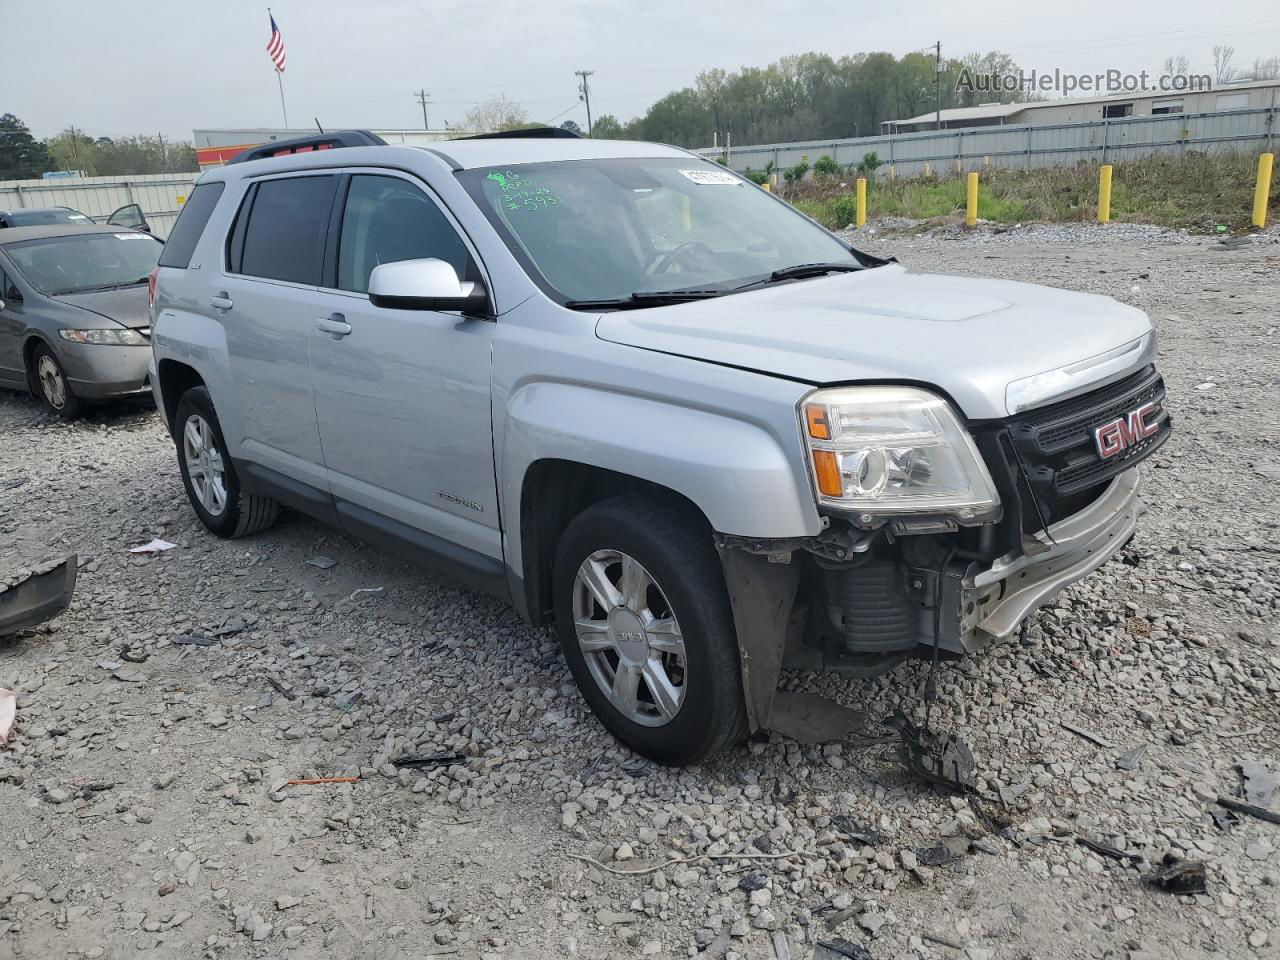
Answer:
[614, 842, 634, 861]
[43, 787, 72, 804]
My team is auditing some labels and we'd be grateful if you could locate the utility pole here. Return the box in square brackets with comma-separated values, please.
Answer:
[413, 89, 432, 130]
[935, 41, 943, 131]
[575, 69, 595, 136]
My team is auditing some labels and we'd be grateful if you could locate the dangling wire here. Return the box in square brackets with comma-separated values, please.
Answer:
[923, 547, 958, 733]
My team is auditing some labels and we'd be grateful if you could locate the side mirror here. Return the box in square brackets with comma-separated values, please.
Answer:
[368, 259, 488, 314]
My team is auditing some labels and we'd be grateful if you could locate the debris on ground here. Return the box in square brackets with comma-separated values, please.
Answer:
[0, 687, 14, 745]
[349, 586, 386, 601]
[1239, 759, 1279, 807]
[813, 938, 874, 959]
[391, 751, 466, 770]
[286, 777, 358, 786]
[128, 538, 177, 554]
[306, 555, 338, 569]
[1215, 795, 1280, 825]
[884, 710, 976, 794]
[173, 634, 219, 647]
[1115, 744, 1148, 771]
[1144, 853, 1209, 895]
[1059, 719, 1113, 748]
[0, 555, 78, 634]
[1076, 835, 1142, 865]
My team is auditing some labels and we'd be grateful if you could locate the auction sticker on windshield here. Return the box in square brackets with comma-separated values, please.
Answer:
[680, 169, 741, 185]
[114, 233, 152, 240]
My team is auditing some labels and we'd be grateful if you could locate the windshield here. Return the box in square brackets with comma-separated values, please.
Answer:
[458, 158, 860, 303]
[6, 208, 93, 227]
[6, 232, 162, 296]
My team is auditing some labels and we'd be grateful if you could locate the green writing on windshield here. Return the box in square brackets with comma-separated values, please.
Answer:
[486, 169, 562, 212]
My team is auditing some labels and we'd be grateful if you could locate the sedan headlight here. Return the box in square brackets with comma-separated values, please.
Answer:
[800, 386, 999, 522]
[59, 328, 148, 346]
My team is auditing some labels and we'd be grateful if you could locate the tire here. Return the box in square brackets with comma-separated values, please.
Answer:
[552, 495, 746, 766]
[174, 386, 279, 539]
[30, 343, 83, 419]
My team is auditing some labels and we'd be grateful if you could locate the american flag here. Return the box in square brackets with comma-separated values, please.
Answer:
[266, 13, 286, 73]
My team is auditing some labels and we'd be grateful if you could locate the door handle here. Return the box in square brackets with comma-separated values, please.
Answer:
[315, 313, 352, 339]
[209, 293, 233, 311]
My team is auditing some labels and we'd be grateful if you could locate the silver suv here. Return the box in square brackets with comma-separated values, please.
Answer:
[150, 130, 1170, 765]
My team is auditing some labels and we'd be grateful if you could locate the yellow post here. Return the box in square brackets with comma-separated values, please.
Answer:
[681, 195, 691, 232]
[855, 177, 867, 228]
[965, 172, 979, 226]
[1253, 153, 1274, 229]
[923, 162, 930, 178]
[887, 164, 896, 181]
[1097, 165, 1113, 224]
[761, 181, 772, 193]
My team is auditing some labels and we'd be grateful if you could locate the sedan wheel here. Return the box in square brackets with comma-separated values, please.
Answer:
[572, 549, 688, 727]
[182, 413, 228, 517]
[37, 354, 67, 409]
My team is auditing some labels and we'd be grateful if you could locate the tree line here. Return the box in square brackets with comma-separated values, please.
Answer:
[586, 50, 1027, 147]
[0, 114, 198, 181]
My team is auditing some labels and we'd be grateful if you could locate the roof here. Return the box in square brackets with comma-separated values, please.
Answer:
[892, 77, 1280, 127]
[203, 138, 696, 180]
[425, 136, 692, 170]
[0, 224, 143, 245]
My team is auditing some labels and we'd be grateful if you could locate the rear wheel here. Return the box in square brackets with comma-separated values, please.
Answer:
[175, 386, 279, 538]
[553, 495, 746, 766]
[31, 343, 83, 419]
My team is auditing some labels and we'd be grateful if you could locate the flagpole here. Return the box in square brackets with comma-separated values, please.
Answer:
[275, 70, 289, 128]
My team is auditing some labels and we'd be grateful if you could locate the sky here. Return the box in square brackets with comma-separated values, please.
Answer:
[2, 0, 1278, 143]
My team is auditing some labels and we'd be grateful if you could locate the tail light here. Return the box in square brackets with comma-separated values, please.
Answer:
[147, 266, 159, 311]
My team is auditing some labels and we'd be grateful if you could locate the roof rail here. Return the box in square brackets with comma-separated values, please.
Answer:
[454, 127, 583, 141]
[227, 130, 387, 164]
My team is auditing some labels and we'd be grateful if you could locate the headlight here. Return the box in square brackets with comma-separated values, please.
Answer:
[59, 328, 147, 346]
[800, 386, 999, 522]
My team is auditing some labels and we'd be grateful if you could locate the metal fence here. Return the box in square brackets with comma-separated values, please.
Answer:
[698, 106, 1279, 178]
[0, 173, 197, 239]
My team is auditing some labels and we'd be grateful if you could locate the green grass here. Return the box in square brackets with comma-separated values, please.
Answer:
[783, 152, 1277, 232]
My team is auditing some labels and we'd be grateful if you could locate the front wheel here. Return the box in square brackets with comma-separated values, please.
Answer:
[174, 386, 279, 539]
[552, 495, 746, 766]
[31, 343, 83, 418]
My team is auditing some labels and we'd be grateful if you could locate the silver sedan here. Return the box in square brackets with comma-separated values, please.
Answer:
[0, 224, 161, 417]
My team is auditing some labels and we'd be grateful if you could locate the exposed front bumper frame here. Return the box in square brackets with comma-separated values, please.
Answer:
[965, 468, 1143, 650]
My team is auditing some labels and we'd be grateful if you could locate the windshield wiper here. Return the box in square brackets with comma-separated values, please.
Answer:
[734, 262, 863, 291]
[565, 289, 725, 311]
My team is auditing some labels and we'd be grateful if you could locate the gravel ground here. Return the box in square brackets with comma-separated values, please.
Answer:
[2, 226, 1278, 960]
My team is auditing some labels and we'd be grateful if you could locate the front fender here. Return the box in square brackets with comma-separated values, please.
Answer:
[501, 381, 822, 574]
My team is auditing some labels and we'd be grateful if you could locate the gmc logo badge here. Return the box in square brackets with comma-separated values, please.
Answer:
[1094, 401, 1161, 459]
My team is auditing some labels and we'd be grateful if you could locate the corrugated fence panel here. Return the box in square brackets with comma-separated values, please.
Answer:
[701, 106, 1277, 178]
[0, 172, 198, 239]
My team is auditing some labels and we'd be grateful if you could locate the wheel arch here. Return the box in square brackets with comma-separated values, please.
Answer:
[516, 459, 711, 627]
[156, 359, 206, 434]
[22, 332, 57, 396]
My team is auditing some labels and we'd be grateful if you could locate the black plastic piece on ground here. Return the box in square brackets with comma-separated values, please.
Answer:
[0, 556, 77, 635]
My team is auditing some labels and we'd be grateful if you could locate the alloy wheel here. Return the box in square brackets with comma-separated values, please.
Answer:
[183, 414, 228, 517]
[572, 549, 687, 727]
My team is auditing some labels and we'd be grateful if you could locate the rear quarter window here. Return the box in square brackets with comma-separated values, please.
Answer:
[159, 182, 225, 269]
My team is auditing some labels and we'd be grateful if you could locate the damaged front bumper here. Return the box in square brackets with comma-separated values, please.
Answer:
[962, 468, 1142, 651]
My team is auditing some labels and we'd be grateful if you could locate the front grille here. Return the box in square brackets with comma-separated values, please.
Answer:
[1005, 365, 1170, 532]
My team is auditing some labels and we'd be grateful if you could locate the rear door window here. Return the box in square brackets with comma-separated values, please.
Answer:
[159, 182, 224, 268]
[239, 175, 336, 285]
[335, 175, 473, 293]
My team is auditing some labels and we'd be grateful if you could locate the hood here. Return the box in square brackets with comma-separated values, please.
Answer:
[52, 286, 150, 329]
[594, 264, 1154, 420]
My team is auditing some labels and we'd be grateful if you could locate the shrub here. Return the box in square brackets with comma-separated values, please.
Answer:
[742, 167, 770, 185]
[813, 155, 841, 177]
[856, 151, 881, 175]
[832, 192, 861, 226]
[782, 160, 810, 183]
